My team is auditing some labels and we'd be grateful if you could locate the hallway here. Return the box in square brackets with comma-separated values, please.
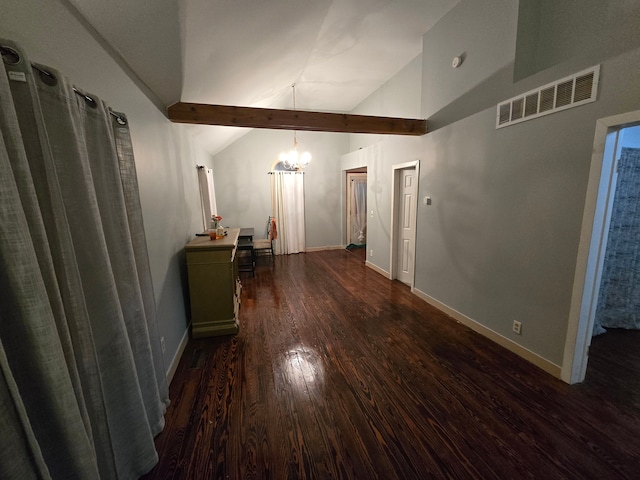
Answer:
[143, 250, 640, 479]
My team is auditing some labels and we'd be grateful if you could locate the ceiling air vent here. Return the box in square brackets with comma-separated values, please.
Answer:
[496, 65, 600, 129]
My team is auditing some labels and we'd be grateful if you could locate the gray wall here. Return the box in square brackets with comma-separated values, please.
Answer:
[346, 56, 423, 272]
[7, 0, 640, 377]
[212, 55, 423, 268]
[212, 128, 348, 248]
[1, 0, 210, 374]
[349, 55, 423, 152]
[415, 0, 640, 365]
[515, 0, 640, 81]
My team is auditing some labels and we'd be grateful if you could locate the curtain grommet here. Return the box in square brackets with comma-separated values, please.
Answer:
[73, 88, 97, 108]
[0, 45, 21, 66]
[39, 69, 57, 86]
[83, 95, 97, 108]
[32, 65, 58, 86]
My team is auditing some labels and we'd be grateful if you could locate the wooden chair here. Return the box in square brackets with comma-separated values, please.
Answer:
[237, 228, 255, 276]
[254, 217, 276, 264]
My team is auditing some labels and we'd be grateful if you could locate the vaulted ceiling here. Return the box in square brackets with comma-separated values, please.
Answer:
[67, 0, 459, 154]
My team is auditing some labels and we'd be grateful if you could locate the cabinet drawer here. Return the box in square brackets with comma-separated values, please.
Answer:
[187, 249, 234, 265]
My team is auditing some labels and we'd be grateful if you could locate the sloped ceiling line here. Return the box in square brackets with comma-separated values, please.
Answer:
[66, 0, 460, 153]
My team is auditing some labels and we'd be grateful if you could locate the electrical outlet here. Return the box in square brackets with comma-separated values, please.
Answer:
[512, 320, 522, 335]
[160, 336, 166, 353]
[370, 249, 373, 257]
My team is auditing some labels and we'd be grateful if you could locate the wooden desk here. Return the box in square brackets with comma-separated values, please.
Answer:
[239, 227, 254, 240]
[185, 228, 241, 337]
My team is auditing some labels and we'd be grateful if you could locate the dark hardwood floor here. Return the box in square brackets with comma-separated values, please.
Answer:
[142, 250, 640, 479]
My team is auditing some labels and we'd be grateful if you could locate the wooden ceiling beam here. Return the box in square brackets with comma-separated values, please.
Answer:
[167, 102, 427, 136]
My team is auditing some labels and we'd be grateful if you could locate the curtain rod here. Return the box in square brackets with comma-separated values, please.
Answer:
[267, 171, 305, 174]
[2, 46, 126, 124]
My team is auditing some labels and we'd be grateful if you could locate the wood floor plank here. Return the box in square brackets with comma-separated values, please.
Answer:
[142, 250, 640, 480]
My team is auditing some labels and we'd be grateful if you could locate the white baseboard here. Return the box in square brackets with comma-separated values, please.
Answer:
[412, 288, 562, 379]
[365, 261, 391, 279]
[306, 245, 345, 252]
[166, 326, 190, 386]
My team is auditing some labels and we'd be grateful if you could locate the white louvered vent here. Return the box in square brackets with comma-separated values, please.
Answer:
[496, 65, 600, 129]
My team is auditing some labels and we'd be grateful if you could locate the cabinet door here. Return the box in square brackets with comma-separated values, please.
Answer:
[187, 248, 239, 337]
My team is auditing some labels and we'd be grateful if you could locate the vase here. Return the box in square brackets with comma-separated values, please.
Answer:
[208, 220, 219, 240]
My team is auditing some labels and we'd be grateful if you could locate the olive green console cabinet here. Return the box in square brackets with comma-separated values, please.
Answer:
[185, 228, 241, 338]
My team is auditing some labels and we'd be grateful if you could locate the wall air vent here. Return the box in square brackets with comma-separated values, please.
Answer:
[496, 65, 600, 129]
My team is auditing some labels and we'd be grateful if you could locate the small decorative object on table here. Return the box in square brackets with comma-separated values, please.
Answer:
[216, 223, 225, 239]
[209, 214, 223, 240]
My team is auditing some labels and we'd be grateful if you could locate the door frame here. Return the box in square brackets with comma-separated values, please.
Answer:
[390, 160, 420, 289]
[563, 110, 640, 384]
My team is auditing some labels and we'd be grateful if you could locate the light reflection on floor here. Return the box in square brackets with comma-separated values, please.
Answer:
[280, 345, 325, 394]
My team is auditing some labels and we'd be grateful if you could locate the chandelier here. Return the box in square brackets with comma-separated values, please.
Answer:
[279, 83, 311, 170]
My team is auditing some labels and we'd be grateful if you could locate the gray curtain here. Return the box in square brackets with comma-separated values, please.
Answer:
[0, 40, 169, 479]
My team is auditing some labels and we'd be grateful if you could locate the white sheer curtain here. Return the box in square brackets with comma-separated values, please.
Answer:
[352, 177, 367, 244]
[271, 171, 305, 254]
[197, 165, 217, 231]
[0, 40, 168, 479]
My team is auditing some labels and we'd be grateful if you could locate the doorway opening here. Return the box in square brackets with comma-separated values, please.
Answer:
[345, 168, 367, 261]
[564, 111, 640, 384]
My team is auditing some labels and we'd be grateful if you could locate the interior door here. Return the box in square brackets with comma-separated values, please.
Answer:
[396, 168, 416, 286]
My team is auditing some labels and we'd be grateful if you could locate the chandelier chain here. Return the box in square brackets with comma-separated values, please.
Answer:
[292, 83, 297, 111]
[292, 84, 298, 147]
[278, 82, 311, 170]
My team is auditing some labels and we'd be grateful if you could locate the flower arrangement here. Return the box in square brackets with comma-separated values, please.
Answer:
[209, 214, 224, 240]
[210, 214, 223, 229]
